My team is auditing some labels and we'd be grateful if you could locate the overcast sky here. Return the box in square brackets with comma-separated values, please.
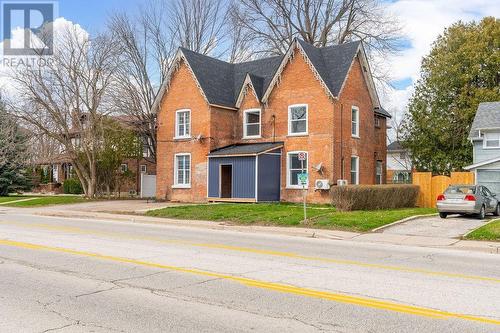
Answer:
[4, 0, 500, 128]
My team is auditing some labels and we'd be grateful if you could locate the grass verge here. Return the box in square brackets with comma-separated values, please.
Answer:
[146, 203, 436, 232]
[465, 219, 500, 241]
[3, 196, 89, 207]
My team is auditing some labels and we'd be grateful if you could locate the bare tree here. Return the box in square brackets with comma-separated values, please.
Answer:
[108, 0, 233, 161]
[7, 25, 120, 197]
[230, 0, 401, 78]
[170, 0, 230, 56]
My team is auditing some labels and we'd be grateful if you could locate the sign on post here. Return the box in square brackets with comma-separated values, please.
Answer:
[298, 152, 307, 223]
[297, 173, 308, 186]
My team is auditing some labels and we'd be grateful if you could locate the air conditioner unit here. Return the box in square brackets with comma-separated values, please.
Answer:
[315, 179, 330, 190]
[337, 179, 348, 186]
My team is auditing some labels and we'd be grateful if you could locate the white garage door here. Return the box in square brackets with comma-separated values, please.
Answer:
[477, 170, 500, 195]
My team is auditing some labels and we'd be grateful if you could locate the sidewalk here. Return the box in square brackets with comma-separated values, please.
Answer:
[23, 207, 500, 255]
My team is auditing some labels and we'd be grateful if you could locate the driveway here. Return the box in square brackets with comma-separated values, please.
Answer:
[381, 214, 492, 239]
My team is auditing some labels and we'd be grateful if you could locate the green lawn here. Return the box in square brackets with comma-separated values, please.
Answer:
[146, 203, 436, 232]
[3, 196, 89, 207]
[0, 196, 32, 203]
[465, 219, 500, 241]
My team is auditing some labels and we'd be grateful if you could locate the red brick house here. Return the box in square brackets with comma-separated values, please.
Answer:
[153, 39, 390, 203]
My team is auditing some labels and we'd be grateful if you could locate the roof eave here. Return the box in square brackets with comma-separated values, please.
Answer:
[337, 43, 381, 109]
[151, 48, 211, 114]
[261, 39, 336, 103]
[464, 156, 500, 170]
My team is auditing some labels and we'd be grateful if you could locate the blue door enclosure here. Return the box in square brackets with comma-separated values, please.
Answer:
[207, 142, 283, 202]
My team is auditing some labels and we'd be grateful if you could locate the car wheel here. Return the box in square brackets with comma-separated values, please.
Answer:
[494, 204, 500, 217]
[478, 206, 486, 220]
[439, 212, 447, 219]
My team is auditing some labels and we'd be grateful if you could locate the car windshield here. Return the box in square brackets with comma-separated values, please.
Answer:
[445, 186, 475, 195]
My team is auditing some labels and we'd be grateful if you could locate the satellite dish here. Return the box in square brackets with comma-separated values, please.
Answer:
[312, 162, 323, 173]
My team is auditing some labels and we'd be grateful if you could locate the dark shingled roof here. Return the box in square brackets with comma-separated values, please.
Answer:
[179, 39, 371, 110]
[387, 141, 404, 151]
[469, 102, 500, 139]
[296, 39, 361, 97]
[209, 142, 284, 156]
[374, 107, 392, 118]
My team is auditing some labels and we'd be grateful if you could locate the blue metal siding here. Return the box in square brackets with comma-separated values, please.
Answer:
[208, 156, 256, 198]
[473, 140, 500, 163]
[257, 153, 281, 201]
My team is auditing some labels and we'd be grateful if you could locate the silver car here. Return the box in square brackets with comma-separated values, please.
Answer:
[437, 185, 500, 219]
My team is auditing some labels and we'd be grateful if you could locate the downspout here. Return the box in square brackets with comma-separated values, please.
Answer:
[340, 103, 344, 180]
[332, 102, 335, 184]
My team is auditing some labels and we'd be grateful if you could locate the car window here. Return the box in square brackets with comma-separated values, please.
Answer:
[482, 187, 492, 197]
[445, 186, 475, 194]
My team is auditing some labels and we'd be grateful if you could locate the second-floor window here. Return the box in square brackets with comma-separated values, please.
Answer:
[352, 106, 359, 137]
[175, 109, 191, 139]
[243, 109, 261, 138]
[288, 104, 308, 135]
[484, 132, 500, 148]
[374, 116, 381, 128]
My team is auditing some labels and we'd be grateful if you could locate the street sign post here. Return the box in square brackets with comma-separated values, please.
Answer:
[298, 153, 307, 223]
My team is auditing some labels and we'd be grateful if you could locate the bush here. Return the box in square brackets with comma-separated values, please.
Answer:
[330, 185, 420, 211]
[63, 178, 83, 194]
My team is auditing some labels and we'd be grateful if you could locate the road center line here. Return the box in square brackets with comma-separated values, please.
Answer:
[0, 238, 499, 325]
[1, 220, 500, 283]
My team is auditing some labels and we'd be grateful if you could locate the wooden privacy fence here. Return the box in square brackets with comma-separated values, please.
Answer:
[412, 172, 475, 208]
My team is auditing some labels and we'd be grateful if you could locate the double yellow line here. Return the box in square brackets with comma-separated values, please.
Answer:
[0, 238, 499, 325]
[3, 220, 500, 284]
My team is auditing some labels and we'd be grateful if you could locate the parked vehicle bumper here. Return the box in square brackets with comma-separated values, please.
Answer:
[437, 202, 478, 214]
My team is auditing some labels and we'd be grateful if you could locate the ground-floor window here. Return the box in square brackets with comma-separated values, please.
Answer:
[350, 156, 359, 185]
[376, 160, 383, 184]
[287, 151, 308, 188]
[140, 164, 147, 173]
[174, 153, 191, 188]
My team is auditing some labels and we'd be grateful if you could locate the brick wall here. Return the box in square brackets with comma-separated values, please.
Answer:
[156, 48, 387, 203]
[156, 61, 211, 202]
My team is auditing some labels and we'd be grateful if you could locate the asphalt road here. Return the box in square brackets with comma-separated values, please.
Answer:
[0, 210, 499, 333]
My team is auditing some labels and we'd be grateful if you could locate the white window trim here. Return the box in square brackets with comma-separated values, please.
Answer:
[350, 155, 359, 185]
[483, 132, 500, 149]
[351, 106, 360, 138]
[174, 109, 191, 139]
[140, 164, 147, 173]
[173, 153, 191, 188]
[243, 108, 261, 139]
[288, 104, 308, 136]
[120, 163, 128, 173]
[376, 160, 383, 184]
[286, 151, 308, 189]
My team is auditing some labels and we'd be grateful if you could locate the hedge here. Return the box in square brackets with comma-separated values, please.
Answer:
[330, 184, 420, 211]
[63, 178, 84, 194]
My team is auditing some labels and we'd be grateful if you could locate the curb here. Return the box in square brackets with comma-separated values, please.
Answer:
[371, 213, 438, 232]
[462, 218, 500, 239]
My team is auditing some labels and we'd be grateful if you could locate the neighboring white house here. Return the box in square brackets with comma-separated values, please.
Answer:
[465, 102, 500, 195]
[386, 141, 412, 183]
